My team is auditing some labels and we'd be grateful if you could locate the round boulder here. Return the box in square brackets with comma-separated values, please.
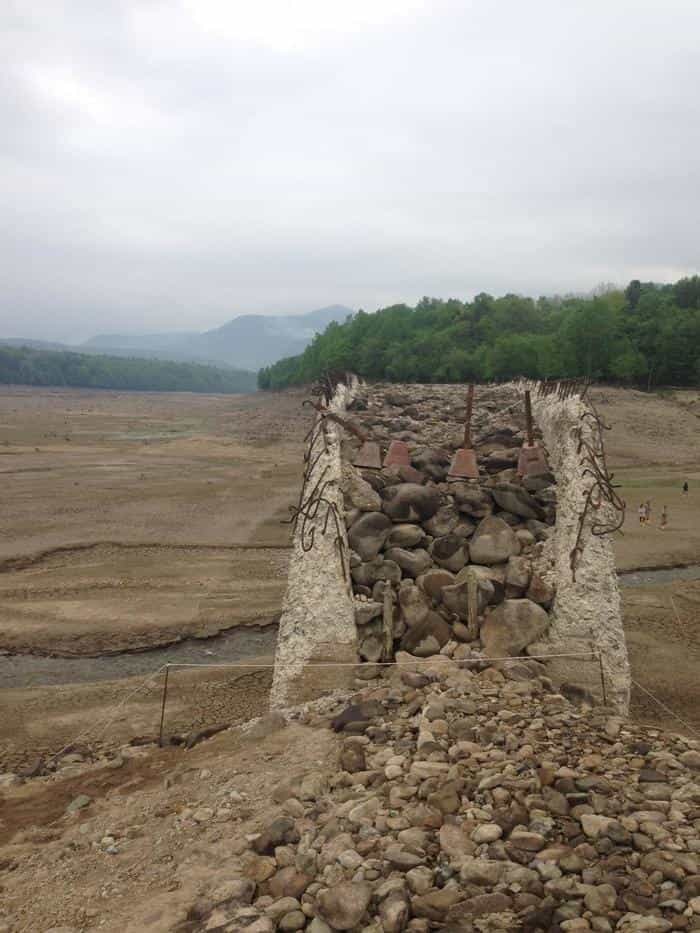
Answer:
[317, 882, 372, 930]
[469, 515, 521, 565]
[347, 512, 393, 561]
[400, 614, 451, 657]
[480, 598, 550, 657]
[385, 547, 433, 579]
[382, 483, 442, 523]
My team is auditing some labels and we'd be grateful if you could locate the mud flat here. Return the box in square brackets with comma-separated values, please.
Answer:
[0, 386, 312, 767]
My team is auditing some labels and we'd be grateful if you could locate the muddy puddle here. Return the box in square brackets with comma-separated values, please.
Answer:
[0, 624, 278, 689]
[618, 564, 700, 587]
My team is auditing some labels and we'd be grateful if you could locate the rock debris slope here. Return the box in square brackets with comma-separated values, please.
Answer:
[154, 658, 699, 931]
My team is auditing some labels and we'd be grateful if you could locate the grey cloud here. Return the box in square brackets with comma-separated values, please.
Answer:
[1, 0, 699, 342]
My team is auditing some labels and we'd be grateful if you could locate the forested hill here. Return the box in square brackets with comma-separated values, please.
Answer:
[0, 346, 257, 394]
[258, 276, 700, 390]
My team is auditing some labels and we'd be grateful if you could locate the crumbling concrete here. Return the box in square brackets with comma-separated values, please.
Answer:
[270, 381, 358, 709]
[529, 386, 631, 713]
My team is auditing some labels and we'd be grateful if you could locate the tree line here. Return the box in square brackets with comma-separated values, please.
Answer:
[258, 276, 700, 390]
[0, 346, 257, 394]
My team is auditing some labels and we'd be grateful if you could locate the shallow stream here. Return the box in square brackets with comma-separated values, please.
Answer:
[2, 564, 698, 690]
[0, 624, 278, 689]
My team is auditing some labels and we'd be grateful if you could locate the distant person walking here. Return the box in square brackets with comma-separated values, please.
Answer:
[638, 503, 646, 524]
[660, 506, 668, 529]
[645, 499, 652, 522]
[683, 481, 689, 495]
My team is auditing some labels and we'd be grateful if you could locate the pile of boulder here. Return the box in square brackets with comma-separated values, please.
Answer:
[340, 385, 557, 667]
[189, 657, 700, 932]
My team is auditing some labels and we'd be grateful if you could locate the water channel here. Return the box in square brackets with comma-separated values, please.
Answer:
[1, 564, 698, 690]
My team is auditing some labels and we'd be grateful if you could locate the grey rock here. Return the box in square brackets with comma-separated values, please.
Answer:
[480, 598, 550, 657]
[348, 512, 393, 560]
[441, 578, 493, 622]
[526, 572, 555, 607]
[398, 582, 431, 627]
[382, 483, 442, 523]
[354, 600, 383, 625]
[400, 614, 451, 657]
[504, 555, 532, 596]
[359, 633, 385, 662]
[430, 535, 469, 573]
[66, 794, 92, 813]
[341, 464, 382, 512]
[422, 504, 461, 537]
[451, 484, 494, 518]
[469, 515, 521, 565]
[386, 523, 425, 548]
[416, 568, 457, 600]
[317, 881, 372, 930]
[411, 447, 451, 481]
[385, 547, 433, 578]
[492, 482, 545, 519]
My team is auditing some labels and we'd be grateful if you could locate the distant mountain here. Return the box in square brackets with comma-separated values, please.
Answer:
[83, 305, 354, 370]
[0, 337, 70, 352]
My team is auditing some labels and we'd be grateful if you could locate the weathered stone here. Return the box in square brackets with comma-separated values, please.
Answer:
[411, 447, 451, 481]
[416, 568, 456, 600]
[398, 581, 431, 627]
[504, 555, 532, 596]
[400, 614, 451, 657]
[341, 464, 382, 512]
[430, 535, 469, 573]
[442, 579, 492, 622]
[480, 598, 550, 657]
[386, 523, 425, 548]
[469, 515, 521, 565]
[422, 504, 461, 537]
[492, 482, 544, 519]
[452, 485, 494, 518]
[526, 572, 555, 607]
[456, 564, 505, 603]
[65, 794, 92, 813]
[359, 633, 384, 662]
[385, 547, 433, 578]
[268, 868, 312, 899]
[317, 882, 372, 930]
[379, 890, 410, 933]
[340, 741, 366, 773]
[354, 600, 383, 625]
[382, 484, 442, 523]
[252, 817, 299, 854]
[352, 557, 402, 587]
[348, 512, 393, 560]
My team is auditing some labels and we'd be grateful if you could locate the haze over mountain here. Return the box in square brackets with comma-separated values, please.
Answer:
[2, 306, 354, 372]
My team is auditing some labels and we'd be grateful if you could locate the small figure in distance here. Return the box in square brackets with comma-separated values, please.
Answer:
[660, 505, 668, 529]
[683, 481, 689, 495]
[638, 502, 646, 525]
[645, 499, 652, 523]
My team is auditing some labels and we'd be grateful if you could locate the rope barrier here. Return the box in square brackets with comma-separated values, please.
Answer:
[161, 651, 599, 670]
[630, 678, 700, 738]
[43, 663, 170, 768]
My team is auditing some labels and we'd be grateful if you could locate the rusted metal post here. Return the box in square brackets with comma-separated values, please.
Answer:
[597, 654, 608, 706]
[466, 569, 479, 641]
[158, 664, 170, 746]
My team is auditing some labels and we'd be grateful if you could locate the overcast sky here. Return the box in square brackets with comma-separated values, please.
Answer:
[1, 0, 699, 342]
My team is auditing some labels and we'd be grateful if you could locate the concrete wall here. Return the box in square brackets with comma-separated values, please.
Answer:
[270, 381, 358, 708]
[529, 388, 631, 713]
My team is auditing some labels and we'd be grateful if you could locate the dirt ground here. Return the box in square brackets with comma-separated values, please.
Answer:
[0, 387, 312, 771]
[1, 383, 700, 931]
[585, 387, 700, 736]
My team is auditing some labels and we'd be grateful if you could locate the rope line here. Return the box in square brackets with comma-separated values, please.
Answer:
[630, 678, 700, 737]
[162, 651, 599, 670]
[44, 663, 169, 767]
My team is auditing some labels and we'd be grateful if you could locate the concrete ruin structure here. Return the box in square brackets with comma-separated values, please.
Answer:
[271, 379, 630, 714]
